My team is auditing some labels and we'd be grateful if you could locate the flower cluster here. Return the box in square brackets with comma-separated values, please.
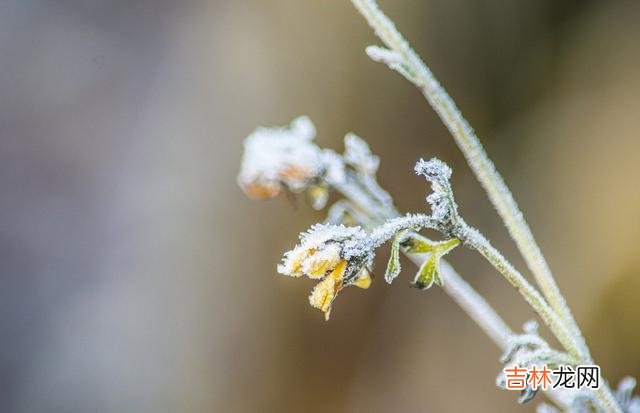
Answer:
[277, 224, 374, 320]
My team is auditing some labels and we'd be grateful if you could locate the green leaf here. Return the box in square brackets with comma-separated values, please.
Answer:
[413, 254, 440, 290]
[401, 234, 436, 253]
[402, 234, 460, 254]
[385, 234, 402, 284]
[385, 230, 410, 284]
[410, 237, 459, 289]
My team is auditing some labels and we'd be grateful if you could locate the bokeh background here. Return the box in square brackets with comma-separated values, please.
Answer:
[2, 1, 640, 412]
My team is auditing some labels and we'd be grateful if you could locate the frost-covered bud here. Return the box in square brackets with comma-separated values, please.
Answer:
[238, 116, 323, 199]
[278, 223, 374, 320]
[414, 158, 458, 224]
[238, 116, 346, 206]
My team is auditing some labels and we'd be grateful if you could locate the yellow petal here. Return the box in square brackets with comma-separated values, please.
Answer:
[352, 268, 372, 289]
[280, 247, 316, 277]
[303, 244, 341, 279]
[309, 277, 336, 315]
[309, 260, 347, 320]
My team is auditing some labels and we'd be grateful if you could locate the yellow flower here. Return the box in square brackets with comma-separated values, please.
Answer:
[308, 260, 372, 320]
[278, 224, 374, 320]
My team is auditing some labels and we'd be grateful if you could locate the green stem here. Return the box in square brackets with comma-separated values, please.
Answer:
[454, 221, 582, 360]
[455, 221, 622, 413]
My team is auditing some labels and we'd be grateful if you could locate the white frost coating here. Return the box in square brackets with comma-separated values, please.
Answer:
[301, 243, 341, 277]
[365, 45, 402, 65]
[238, 117, 349, 201]
[414, 158, 456, 223]
[299, 223, 363, 246]
[278, 224, 362, 276]
[344, 133, 380, 175]
[369, 213, 436, 248]
[414, 158, 452, 182]
[238, 116, 322, 196]
[320, 149, 347, 185]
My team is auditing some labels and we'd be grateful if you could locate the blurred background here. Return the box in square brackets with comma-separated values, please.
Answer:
[2, 0, 639, 412]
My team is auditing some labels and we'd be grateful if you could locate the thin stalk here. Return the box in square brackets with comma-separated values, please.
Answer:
[430, 258, 513, 350]
[454, 221, 582, 361]
[455, 221, 622, 413]
[349, 0, 587, 357]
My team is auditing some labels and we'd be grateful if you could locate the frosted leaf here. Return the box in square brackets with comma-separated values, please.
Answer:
[414, 157, 452, 183]
[384, 231, 404, 284]
[414, 158, 457, 224]
[238, 116, 323, 199]
[344, 133, 380, 175]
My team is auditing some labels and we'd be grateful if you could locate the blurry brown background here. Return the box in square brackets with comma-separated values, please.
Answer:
[2, 1, 639, 412]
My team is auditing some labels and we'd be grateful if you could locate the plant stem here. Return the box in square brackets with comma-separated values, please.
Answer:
[455, 221, 622, 413]
[453, 221, 582, 360]
[430, 258, 513, 350]
[350, 0, 588, 358]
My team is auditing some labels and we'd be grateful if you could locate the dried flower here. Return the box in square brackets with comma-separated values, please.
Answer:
[238, 116, 324, 199]
[278, 224, 374, 320]
[238, 116, 346, 209]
